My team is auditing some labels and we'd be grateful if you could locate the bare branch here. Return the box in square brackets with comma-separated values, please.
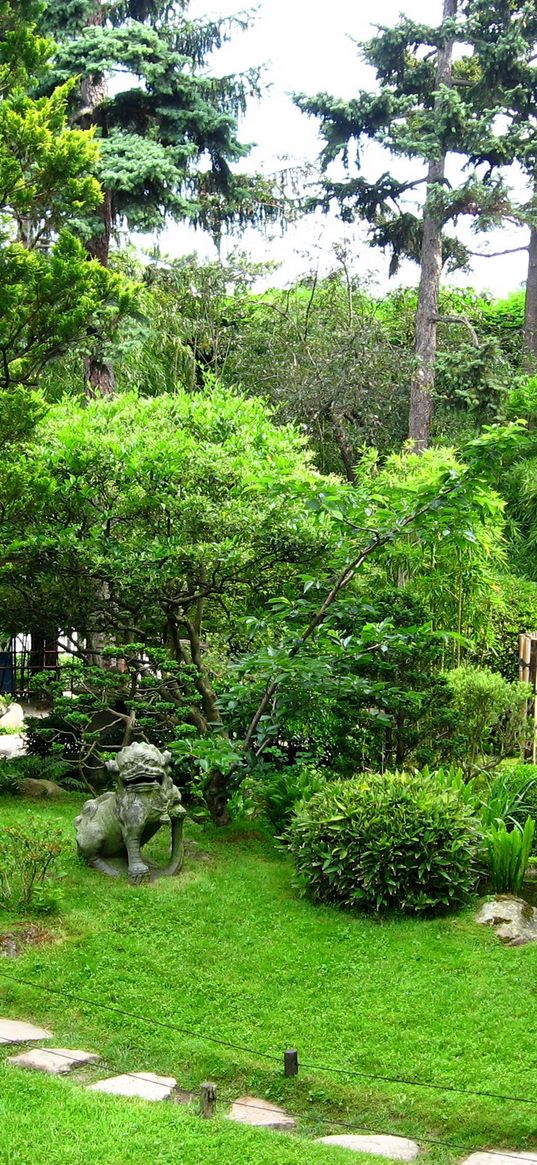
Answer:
[432, 315, 479, 347]
[470, 245, 529, 259]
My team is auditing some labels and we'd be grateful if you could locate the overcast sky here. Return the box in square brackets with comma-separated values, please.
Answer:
[154, 0, 529, 297]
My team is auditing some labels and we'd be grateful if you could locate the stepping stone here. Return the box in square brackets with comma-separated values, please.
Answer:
[0, 1018, 52, 1044]
[87, 1071, 177, 1102]
[227, 1095, 296, 1131]
[462, 1155, 537, 1165]
[315, 1135, 419, 1161]
[8, 1048, 99, 1075]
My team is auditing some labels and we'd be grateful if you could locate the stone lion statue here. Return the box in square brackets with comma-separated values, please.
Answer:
[74, 742, 186, 883]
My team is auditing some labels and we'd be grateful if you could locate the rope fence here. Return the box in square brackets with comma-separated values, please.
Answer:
[1, 968, 536, 1162]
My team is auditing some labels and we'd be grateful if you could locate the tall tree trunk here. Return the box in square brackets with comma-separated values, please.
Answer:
[408, 0, 457, 451]
[524, 175, 537, 370]
[330, 404, 356, 483]
[81, 0, 115, 397]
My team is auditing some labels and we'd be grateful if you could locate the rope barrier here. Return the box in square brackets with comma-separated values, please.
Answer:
[1, 969, 536, 1112]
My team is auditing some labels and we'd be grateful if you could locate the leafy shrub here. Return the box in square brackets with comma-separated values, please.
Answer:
[263, 765, 327, 833]
[445, 666, 531, 768]
[0, 823, 65, 913]
[0, 755, 79, 791]
[287, 770, 483, 915]
[0, 762, 20, 795]
[482, 765, 537, 849]
[486, 819, 535, 894]
[258, 764, 327, 833]
[482, 766, 537, 827]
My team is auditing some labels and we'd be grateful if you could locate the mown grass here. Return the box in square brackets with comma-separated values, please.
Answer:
[1, 794, 537, 1165]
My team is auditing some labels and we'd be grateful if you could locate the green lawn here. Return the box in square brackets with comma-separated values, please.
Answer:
[1, 794, 537, 1165]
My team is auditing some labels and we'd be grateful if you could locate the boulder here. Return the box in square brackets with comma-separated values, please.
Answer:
[0, 703, 24, 730]
[18, 778, 63, 799]
[475, 895, 537, 946]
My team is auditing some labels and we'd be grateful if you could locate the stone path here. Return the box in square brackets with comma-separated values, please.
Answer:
[0, 1018, 52, 1044]
[227, 1095, 296, 1131]
[1, 1016, 536, 1163]
[88, 1071, 177, 1102]
[8, 1048, 99, 1075]
[315, 1135, 419, 1160]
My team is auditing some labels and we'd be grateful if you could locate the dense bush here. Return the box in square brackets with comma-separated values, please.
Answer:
[287, 770, 483, 915]
[0, 822, 65, 913]
[232, 764, 327, 834]
[445, 666, 531, 768]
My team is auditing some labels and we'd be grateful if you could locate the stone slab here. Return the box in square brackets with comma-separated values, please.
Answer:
[227, 1095, 296, 1131]
[88, 1071, 177, 1102]
[0, 1018, 53, 1044]
[8, 1047, 99, 1075]
[315, 1135, 419, 1161]
[462, 1155, 537, 1165]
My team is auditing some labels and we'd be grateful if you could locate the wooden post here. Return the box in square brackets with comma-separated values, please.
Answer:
[284, 1049, 299, 1077]
[519, 633, 537, 761]
[530, 638, 537, 765]
[200, 1081, 217, 1118]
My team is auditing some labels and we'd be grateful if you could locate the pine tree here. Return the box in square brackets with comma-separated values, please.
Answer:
[464, 1, 537, 366]
[41, 0, 280, 394]
[0, 1, 130, 413]
[296, 3, 514, 449]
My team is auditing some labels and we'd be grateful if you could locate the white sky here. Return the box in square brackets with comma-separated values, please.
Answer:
[152, 0, 530, 297]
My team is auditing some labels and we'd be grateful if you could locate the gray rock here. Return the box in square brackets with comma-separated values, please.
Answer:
[87, 1071, 177, 1101]
[462, 1154, 537, 1165]
[315, 1135, 419, 1161]
[0, 734, 25, 757]
[18, 778, 63, 798]
[8, 1047, 99, 1075]
[227, 1096, 296, 1131]
[0, 1018, 52, 1044]
[475, 896, 537, 946]
[0, 704, 24, 729]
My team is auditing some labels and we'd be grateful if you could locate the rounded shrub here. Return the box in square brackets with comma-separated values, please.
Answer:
[287, 770, 483, 915]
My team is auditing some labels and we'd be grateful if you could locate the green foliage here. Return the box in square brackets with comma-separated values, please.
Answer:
[287, 770, 483, 915]
[234, 763, 327, 835]
[0, 754, 77, 790]
[484, 764, 537, 842]
[486, 818, 534, 894]
[295, 7, 520, 273]
[0, 2, 134, 420]
[41, 2, 283, 243]
[0, 820, 65, 913]
[0, 761, 20, 795]
[444, 665, 531, 768]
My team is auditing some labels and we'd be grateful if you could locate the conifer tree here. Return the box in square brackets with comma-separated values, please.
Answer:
[41, 0, 280, 394]
[0, 0, 130, 412]
[296, 2, 513, 449]
[464, 1, 537, 365]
